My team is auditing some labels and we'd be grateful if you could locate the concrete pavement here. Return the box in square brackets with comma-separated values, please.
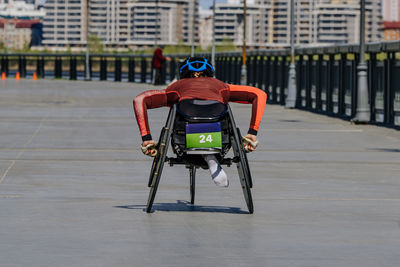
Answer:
[0, 79, 400, 267]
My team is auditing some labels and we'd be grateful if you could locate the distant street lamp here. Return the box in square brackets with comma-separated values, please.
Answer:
[191, 0, 197, 57]
[285, 0, 297, 108]
[85, 0, 90, 81]
[240, 0, 247, 85]
[211, 0, 216, 67]
[352, 0, 370, 123]
[155, 0, 159, 47]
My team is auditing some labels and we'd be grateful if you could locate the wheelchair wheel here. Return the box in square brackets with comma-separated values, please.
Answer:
[236, 128, 253, 188]
[236, 153, 254, 214]
[189, 166, 196, 204]
[227, 107, 254, 214]
[146, 106, 176, 213]
[146, 128, 170, 213]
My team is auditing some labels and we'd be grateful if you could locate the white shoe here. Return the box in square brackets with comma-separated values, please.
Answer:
[204, 155, 229, 187]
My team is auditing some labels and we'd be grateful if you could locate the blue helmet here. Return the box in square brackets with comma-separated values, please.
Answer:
[179, 57, 214, 79]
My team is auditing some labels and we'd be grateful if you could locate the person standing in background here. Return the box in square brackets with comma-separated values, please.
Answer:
[152, 45, 170, 85]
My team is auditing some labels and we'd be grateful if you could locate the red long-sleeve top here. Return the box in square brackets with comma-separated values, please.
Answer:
[133, 77, 267, 141]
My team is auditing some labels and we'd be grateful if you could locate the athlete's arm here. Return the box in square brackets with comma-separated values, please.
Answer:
[228, 84, 267, 136]
[133, 90, 168, 141]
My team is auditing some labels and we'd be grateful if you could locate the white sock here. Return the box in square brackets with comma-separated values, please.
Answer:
[204, 154, 228, 187]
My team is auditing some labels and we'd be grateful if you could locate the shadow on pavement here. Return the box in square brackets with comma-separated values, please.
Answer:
[115, 200, 249, 214]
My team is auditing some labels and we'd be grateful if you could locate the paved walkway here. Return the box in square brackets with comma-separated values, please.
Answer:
[0, 79, 399, 267]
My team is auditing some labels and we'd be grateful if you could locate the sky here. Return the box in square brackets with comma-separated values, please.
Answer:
[200, 0, 226, 9]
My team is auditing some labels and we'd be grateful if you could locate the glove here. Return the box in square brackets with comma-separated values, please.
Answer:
[141, 142, 158, 157]
[242, 135, 258, 152]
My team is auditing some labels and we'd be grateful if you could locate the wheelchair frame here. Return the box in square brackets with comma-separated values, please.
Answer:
[146, 104, 254, 213]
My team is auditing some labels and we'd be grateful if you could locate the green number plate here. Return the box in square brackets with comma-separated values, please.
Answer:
[186, 132, 222, 148]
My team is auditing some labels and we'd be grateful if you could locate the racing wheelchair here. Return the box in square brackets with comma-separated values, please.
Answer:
[146, 99, 254, 213]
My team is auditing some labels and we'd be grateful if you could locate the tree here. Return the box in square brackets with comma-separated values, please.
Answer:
[88, 34, 103, 53]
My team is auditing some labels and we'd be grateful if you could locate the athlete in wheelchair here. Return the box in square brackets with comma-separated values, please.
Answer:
[133, 57, 267, 213]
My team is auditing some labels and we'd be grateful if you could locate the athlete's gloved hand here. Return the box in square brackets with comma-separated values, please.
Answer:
[242, 134, 258, 152]
[141, 140, 158, 157]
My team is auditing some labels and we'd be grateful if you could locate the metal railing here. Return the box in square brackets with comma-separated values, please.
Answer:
[1, 41, 400, 127]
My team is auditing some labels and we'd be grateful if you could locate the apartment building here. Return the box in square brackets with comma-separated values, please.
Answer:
[382, 0, 400, 40]
[42, 0, 86, 47]
[198, 14, 212, 49]
[42, 0, 198, 48]
[41, 0, 382, 49]
[0, 18, 39, 49]
[127, 0, 198, 46]
[213, 0, 381, 47]
[214, 1, 270, 47]
[383, 0, 400, 21]
[0, 0, 45, 49]
[89, 0, 129, 45]
[314, 0, 382, 44]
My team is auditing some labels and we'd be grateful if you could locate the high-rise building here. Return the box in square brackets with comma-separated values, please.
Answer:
[213, 1, 270, 47]
[42, 0, 199, 48]
[88, 0, 129, 46]
[382, 0, 400, 40]
[42, 0, 87, 47]
[383, 0, 400, 21]
[127, 0, 198, 46]
[42, 0, 383, 49]
[313, 0, 382, 44]
[212, 0, 382, 47]
[0, 0, 45, 49]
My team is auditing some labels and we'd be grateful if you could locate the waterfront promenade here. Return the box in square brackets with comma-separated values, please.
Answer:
[0, 79, 399, 267]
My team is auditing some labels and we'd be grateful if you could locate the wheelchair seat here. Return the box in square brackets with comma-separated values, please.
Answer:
[177, 99, 227, 122]
[173, 99, 230, 156]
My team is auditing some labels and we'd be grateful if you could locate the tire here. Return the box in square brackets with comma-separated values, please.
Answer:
[189, 166, 196, 204]
[146, 129, 169, 213]
[227, 106, 254, 214]
[236, 128, 253, 188]
[146, 106, 176, 213]
[237, 157, 254, 214]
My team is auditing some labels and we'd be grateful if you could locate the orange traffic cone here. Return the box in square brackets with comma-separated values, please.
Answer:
[15, 72, 20, 80]
[1, 72, 6, 80]
[33, 72, 37, 80]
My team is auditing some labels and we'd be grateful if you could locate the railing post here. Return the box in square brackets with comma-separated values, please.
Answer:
[228, 57, 235, 84]
[248, 56, 255, 86]
[271, 56, 277, 103]
[316, 54, 322, 111]
[18, 56, 27, 78]
[161, 58, 166, 84]
[235, 56, 242, 85]
[100, 57, 107, 81]
[69, 56, 77, 80]
[327, 54, 334, 113]
[385, 53, 393, 124]
[222, 56, 228, 82]
[296, 55, 302, 107]
[306, 55, 312, 109]
[389, 52, 400, 126]
[1, 56, 8, 76]
[128, 57, 135, 82]
[226, 57, 231, 83]
[279, 56, 286, 105]
[338, 53, 346, 115]
[115, 57, 122, 82]
[141, 57, 147, 83]
[169, 58, 176, 83]
[54, 57, 62, 79]
[36, 57, 43, 78]
[262, 55, 268, 93]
